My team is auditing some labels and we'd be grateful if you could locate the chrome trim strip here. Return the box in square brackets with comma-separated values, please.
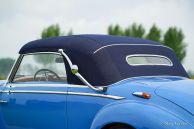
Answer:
[132, 92, 143, 97]
[2, 90, 68, 95]
[68, 92, 125, 100]
[2, 90, 125, 100]
[22, 52, 61, 56]
[9, 84, 88, 88]
[0, 100, 8, 103]
[126, 54, 173, 66]
[93, 44, 173, 54]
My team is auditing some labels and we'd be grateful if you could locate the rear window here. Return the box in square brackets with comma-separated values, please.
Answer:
[126, 54, 173, 66]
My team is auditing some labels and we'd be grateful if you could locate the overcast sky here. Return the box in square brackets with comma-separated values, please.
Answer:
[0, 0, 194, 71]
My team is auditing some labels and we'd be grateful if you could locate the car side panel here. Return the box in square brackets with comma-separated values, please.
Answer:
[0, 83, 68, 129]
[67, 86, 116, 129]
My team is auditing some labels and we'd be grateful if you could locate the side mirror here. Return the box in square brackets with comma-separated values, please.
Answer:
[58, 49, 107, 92]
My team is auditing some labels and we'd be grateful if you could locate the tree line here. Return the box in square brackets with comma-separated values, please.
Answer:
[0, 23, 192, 79]
[41, 23, 186, 63]
[0, 58, 15, 79]
[108, 23, 186, 63]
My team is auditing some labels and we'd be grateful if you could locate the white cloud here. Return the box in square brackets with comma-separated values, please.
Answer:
[0, 0, 194, 71]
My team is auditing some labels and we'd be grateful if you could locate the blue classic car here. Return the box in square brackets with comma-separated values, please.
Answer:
[0, 35, 193, 129]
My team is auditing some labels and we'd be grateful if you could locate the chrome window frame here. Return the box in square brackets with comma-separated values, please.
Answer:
[4, 52, 125, 99]
[126, 54, 173, 66]
[7, 52, 67, 83]
[7, 54, 23, 84]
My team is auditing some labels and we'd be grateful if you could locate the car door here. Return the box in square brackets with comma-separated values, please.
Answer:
[0, 83, 68, 129]
[0, 53, 68, 129]
[67, 86, 116, 129]
[0, 84, 7, 129]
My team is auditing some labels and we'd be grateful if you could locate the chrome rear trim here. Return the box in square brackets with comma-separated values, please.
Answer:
[2, 90, 68, 95]
[93, 44, 172, 54]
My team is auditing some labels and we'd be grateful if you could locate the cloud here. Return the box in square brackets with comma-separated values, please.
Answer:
[0, 0, 194, 70]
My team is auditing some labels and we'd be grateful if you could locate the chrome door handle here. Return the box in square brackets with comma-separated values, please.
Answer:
[0, 100, 8, 103]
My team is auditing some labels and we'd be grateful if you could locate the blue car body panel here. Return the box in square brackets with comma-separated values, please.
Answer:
[90, 100, 193, 129]
[0, 83, 68, 129]
[0, 35, 193, 129]
[156, 79, 194, 115]
[1, 77, 194, 129]
[67, 87, 114, 129]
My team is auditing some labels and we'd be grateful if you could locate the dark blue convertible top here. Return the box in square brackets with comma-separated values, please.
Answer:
[20, 35, 188, 86]
[20, 34, 162, 54]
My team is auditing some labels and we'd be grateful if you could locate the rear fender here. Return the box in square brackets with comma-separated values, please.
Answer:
[90, 100, 192, 129]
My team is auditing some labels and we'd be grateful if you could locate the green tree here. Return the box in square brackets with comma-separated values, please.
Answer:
[146, 24, 161, 42]
[124, 26, 131, 36]
[41, 24, 62, 38]
[163, 27, 186, 62]
[108, 23, 145, 38]
[107, 23, 187, 62]
[0, 58, 15, 78]
[108, 24, 124, 36]
[130, 23, 145, 38]
[41, 24, 73, 39]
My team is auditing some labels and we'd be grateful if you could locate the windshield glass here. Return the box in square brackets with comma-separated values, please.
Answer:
[13, 53, 67, 83]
